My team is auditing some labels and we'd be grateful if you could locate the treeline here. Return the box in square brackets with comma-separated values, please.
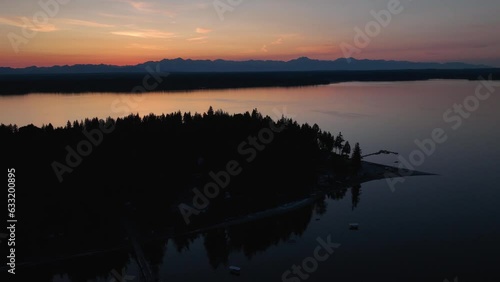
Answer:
[0, 108, 361, 266]
[0, 68, 498, 95]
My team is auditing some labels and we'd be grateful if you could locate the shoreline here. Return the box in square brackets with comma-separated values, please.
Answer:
[0, 160, 436, 272]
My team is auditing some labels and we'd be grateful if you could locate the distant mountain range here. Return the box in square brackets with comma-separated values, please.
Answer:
[0, 57, 493, 74]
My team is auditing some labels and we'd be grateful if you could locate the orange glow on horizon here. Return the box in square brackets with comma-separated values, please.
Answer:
[0, 1, 498, 68]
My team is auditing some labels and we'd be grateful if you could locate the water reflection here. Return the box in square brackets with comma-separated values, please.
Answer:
[167, 185, 361, 271]
[3, 80, 499, 281]
[16, 184, 364, 282]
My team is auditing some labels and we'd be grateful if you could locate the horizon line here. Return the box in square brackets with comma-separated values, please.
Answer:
[1, 56, 494, 70]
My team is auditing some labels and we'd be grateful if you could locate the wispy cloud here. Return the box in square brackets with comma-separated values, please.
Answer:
[112, 0, 176, 17]
[126, 43, 168, 50]
[273, 34, 301, 45]
[187, 36, 208, 43]
[295, 44, 336, 55]
[271, 38, 283, 45]
[57, 19, 114, 28]
[196, 27, 212, 34]
[98, 12, 141, 20]
[0, 16, 57, 32]
[0, 17, 25, 28]
[262, 34, 300, 52]
[111, 29, 176, 39]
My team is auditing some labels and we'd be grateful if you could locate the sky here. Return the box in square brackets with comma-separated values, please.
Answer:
[0, 0, 499, 68]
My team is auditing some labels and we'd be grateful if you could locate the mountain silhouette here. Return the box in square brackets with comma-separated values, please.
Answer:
[0, 57, 491, 74]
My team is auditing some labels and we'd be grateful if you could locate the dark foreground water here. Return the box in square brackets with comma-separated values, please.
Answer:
[1, 80, 499, 281]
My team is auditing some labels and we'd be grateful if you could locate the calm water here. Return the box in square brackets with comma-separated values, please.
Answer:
[2, 80, 499, 281]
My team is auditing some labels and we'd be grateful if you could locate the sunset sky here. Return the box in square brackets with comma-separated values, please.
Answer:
[1, 0, 499, 68]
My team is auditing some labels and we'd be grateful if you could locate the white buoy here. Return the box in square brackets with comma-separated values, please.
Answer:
[229, 266, 241, 275]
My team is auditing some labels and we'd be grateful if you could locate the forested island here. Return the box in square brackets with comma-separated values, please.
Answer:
[0, 108, 426, 279]
[0, 69, 499, 95]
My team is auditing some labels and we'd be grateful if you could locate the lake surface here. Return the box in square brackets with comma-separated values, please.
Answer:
[2, 80, 499, 281]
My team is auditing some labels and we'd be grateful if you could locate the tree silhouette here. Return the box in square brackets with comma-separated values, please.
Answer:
[0, 107, 366, 279]
[351, 142, 362, 172]
[342, 141, 351, 156]
[334, 132, 344, 154]
[318, 131, 334, 152]
[207, 106, 214, 116]
[183, 112, 192, 123]
[351, 185, 361, 210]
